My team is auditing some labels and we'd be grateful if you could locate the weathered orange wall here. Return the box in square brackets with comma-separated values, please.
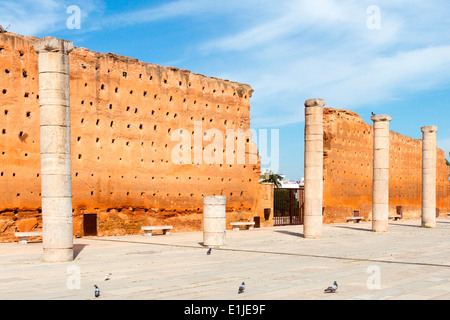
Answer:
[0, 33, 264, 241]
[323, 108, 450, 223]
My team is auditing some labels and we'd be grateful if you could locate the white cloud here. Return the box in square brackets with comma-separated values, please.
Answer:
[2, 0, 450, 131]
[193, 0, 450, 127]
[0, 0, 102, 36]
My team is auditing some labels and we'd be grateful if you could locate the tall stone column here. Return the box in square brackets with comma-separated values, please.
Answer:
[303, 98, 325, 239]
[34, 37, 74, 262]
[371, 114, 392, 232]
[421, 126, 438, 228]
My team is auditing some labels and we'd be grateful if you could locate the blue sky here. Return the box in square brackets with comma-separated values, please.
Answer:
[2, 0, 450, 180]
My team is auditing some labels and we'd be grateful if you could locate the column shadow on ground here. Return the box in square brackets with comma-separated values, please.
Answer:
[333, 225, 372, 232]
[273, 230, 304, 238]
[73, 244, 88, 259]
[83, 237, 450, 269]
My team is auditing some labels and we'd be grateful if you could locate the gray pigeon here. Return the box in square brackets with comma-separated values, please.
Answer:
[0, 25, 10, 33]
[324, 281, 338, 293]
[207, 248, 211, 255]
[94, 285, 100, 297]
[238, 282, 245, 294]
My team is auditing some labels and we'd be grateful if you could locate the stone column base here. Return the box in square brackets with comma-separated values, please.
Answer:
[372, 220, 388, 232]
[42, 248, 74, 262]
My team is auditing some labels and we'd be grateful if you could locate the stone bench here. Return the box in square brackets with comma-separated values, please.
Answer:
[346, 217, 364, 223]
[141, 226, 173, 236]
[230, 222, 255, 231]
[389, 215, 402, 221]
[14, 232, 43, 244]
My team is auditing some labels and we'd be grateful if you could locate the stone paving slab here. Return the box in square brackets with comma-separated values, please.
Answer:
[0, 218, 449, 300]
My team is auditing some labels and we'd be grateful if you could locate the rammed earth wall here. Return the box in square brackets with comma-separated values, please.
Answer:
[0, 33, 268, 242]
[322, 108, 450, 223]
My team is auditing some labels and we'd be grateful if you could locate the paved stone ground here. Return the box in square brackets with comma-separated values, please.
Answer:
[0, 218, 449, 300]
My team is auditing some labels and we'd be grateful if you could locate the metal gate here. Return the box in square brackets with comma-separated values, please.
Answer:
[273, 187, 304, 226]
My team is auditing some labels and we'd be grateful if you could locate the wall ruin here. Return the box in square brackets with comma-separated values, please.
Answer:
[0, 33, 267, 242]
[323, 108, 450, 223]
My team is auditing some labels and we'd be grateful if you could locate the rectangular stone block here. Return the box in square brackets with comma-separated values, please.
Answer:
[374, 136, 390, 150]
[304, 106, 323, 116]
[304, 198, 323, 216]
[41, 174, 72, 197]
[373, 188, 389, 204]
[40, 153, 71, 175]
[40, 125, 71, 154]
[39, 72, 70, 92]
[203, 218, 226, 231]
[373, 122, 390, 130]
[38, 52, 70, 74]
[304, 153, 323, 169]
[42, 197, 73, 219]
[373, 168, 389, 181]
[372, 203, 389, 220]
[40, 105, 71, 126]
[305, 124, 324, 135]
[305, 134, 324, 142]
[39, 89, 71, 107]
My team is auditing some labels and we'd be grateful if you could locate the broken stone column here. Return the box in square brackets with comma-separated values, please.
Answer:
[421, 126, 438, 228]
[303, 98, 325, 239]
[34, 37, 74, 262]
[203, 196, 226, 247]
[371, 114, 392, 232]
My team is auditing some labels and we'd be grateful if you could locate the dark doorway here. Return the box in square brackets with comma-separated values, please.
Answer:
[273, 187, 304, 226]
[83, 213, 97, 236]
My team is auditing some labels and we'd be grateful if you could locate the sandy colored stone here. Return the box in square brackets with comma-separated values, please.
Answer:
[303, 98, 325, 238]
[421, 125, 438, 228]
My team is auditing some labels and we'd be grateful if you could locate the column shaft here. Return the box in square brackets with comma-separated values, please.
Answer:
[371, 115, 392, 232]
[303, 98, 325, 238]
[34, 37, 74, 262]
[421, 126, 438, 228]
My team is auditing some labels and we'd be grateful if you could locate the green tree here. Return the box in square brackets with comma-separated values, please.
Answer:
[260, 172, 283, 188]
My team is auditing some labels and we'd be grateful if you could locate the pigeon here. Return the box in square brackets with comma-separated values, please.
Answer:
[324, 281, 338, 293]
[371, 112, 375, 116]
[238, 282, 245, 294]
[94, 285, 100, 297]
[104, 273, 112, 281]
[206, 248, 211, 255]
[0, 25, 10, 33]
[81, 64, 86, 69]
